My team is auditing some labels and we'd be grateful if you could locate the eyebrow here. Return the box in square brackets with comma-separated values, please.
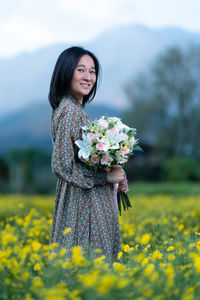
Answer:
[77, 64, 95, 69]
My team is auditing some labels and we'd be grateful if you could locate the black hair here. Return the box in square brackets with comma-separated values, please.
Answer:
[48, 46, 101, 110]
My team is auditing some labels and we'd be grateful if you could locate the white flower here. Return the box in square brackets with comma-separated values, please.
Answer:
[97, 119, 109, 128]
[75, 137, 93, 160]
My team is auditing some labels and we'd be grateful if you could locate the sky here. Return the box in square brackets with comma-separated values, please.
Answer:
[0, 0, 200, 58]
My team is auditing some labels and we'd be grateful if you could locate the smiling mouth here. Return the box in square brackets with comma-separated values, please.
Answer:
[81, 83, 90, 88]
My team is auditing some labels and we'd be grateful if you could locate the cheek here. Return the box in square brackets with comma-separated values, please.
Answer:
[92, 75, 97, 85]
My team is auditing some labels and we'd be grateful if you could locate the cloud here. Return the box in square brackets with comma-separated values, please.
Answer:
[0, 0, 199, 58]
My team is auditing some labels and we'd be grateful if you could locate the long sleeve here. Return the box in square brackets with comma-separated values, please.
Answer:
[51, 102, 107, 189]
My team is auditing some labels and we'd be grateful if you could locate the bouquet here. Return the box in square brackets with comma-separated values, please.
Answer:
[75, 116, 143, 215]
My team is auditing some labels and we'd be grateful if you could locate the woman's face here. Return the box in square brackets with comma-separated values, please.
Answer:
[69, 54, 96, 104]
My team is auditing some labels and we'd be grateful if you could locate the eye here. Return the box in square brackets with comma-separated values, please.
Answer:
[78, 68, 84, 72]
[90, 70, 96, 74]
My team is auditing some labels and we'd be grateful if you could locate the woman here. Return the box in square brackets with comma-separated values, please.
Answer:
[48, 46, 127, 264]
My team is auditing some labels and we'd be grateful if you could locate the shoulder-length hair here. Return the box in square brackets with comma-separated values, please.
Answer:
[48, 46, 101, 110]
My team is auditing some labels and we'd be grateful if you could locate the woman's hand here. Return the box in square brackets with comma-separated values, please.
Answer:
[117, 179, 129, 193]
[106, 165, 125, 184]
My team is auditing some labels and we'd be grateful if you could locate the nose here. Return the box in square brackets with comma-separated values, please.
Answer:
[83, 71, 91, 81]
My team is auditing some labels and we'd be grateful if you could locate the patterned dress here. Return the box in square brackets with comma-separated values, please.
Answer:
[49, 94, 122, 264]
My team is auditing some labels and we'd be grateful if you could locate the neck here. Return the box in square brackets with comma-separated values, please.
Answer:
[69, 93, 83, 105]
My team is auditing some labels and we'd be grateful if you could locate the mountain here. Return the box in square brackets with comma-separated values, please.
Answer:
[1, 23, 200, 153]
[0, 100, 121, 154]
[0, 23, 200, 118]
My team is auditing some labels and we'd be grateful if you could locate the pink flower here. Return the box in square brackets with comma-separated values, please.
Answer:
[101, 156, 110, 165]
[91, 156, 99, 164]
[109, 127, 116, 132]
[97, 119, 109, 128]
[120, 148, 130, 155]
[88, 133, 96, 140]
[129, 137, 136, 144]
[96, 142, 106, 151]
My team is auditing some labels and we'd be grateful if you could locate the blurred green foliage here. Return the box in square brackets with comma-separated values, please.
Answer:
[161, 156, 200, 182]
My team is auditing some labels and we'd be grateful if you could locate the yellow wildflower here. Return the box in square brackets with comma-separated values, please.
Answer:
[167, 246, 175, 252]
[31, 241, 42, 252]
[94, 255, 106, 265]
[193, 256, 200, 273]
[72, 245, 87, 267]
[117, 278, 129, 289]
[77, 271, 99, 287]
[152, 249, 163, 260]
[144, 263, 155, 276]
[117, 251, 123, 259]
[142, 257, 149, 266]
[164, 263, 174, 278]
[178, 224, 184, 231]
[97, 275, 116, 294]
[33, 263, 42, 271]
[22, 272, 30, 280]
[113, 262, 126, 272]
[63, 227, 71, 235]
[123, 244, 130, 253]
[140, 233, 151, 245]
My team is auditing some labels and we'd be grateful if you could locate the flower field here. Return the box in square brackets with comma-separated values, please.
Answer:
[0, 189, 200, 300]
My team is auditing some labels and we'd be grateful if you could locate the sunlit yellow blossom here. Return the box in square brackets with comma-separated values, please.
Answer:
[178, 224, 184, 231]
[144, 263, 154, 276]
[33, 263, 42, 271]
[59, 248, 66, 257]
[151, 271, 159, 281]
[193, 256, 200, 273]
[97, 275, 116, 294]
[196, 241, 200, 252]
[69, 289, 81, 300]
[48, 252, 57, 260]
[72, 246, 87, 267]
[188, 242, 196, 249]
[31, 241, 42, 252]
[2, 232, 17, 245]
[135, 253, 145, 262]
[41, 287, 67, 300]
[49, 243, 59, 250]
[144, 244, 151, 252]
[94, 255, 106, 265]
[168, 254, 176, 261]
[165, 263, 174, 278]
[63, 260, 72, 269]
[152, 249, 163, 260]
[31, 276, 43, 289]
[144, 288, 153, 297]
[63, 227, 71, 235]
[113, 262, 126, 272]
[123, 244, 131, 253]
[160, 262, 165, 268]
[140, 233, 151, 245]
[117, 251, 123, 259]
[24, 294, 33, 300]
[77, 270, 99, 287]
[94, 248, 102, 254]
[16, 217, 24, 225]
[142, 257, 149, 266]
[117, 278, 129, 288]
[167, 246, 175, 252]
[22, 272, 30, 280]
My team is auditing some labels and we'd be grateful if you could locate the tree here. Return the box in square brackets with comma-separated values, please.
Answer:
[5, 148, 56, 193]
[123, 44, 200, 158]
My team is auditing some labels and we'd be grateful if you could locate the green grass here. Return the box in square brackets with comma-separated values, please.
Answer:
[129, 181, 200, 196]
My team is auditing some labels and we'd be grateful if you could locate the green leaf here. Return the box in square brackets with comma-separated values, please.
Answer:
[134, 145, 144, 152]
